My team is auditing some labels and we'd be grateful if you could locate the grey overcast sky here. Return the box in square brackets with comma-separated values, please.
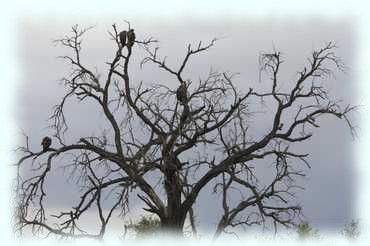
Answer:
[17, 17, 357, 234]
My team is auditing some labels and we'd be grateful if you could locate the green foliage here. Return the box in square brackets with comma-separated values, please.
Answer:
[342, 219, 360, 239]
[127, 215, 161, 237]
[296, 221, 319, 240]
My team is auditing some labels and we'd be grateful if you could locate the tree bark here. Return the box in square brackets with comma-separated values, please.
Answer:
[160, 159, 186, 235]
[212, 220, 226, 241]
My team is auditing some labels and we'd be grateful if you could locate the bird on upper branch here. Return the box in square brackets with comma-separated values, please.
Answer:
[41, 136, 52, 152]
[127, 29, 136, 47]
[176, 82, 188, 105]
[119, 30, 127, 47]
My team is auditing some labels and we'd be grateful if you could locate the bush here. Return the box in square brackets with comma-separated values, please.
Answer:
[296, 221, 319, 240]
[342, 219, 360, 239]
[126, 215, 161, 237]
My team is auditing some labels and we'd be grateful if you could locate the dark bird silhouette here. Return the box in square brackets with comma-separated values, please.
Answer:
[41, 136, 52, 151]
[127, 29, 136, 47]
[180, 104, 190, 122]
[119, 30, 127, 47]
[176, 82, 188, 105]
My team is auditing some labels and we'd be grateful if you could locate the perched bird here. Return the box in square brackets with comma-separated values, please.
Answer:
[180, 104, 190, 122]
[127, 29, 136, 47]
[119, 30, 127, 47]
[176, 82, 188, 105]
[41, 136, 52, 151]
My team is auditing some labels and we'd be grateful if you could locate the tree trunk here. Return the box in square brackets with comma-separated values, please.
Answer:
[160, 216, 185, 234]
[161, 160, 186, 235]
[212, 216, 227, 241]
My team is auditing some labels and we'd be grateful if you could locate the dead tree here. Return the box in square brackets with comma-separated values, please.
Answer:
[15, 23, 356, 240]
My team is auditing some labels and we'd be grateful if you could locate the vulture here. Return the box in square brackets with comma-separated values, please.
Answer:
[176, 82, 188, 105]
[127, 29, 136, 47]
[119, 30, 127, 47]
[180, 104, 190, 122]
[41, 136, 52, 151]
